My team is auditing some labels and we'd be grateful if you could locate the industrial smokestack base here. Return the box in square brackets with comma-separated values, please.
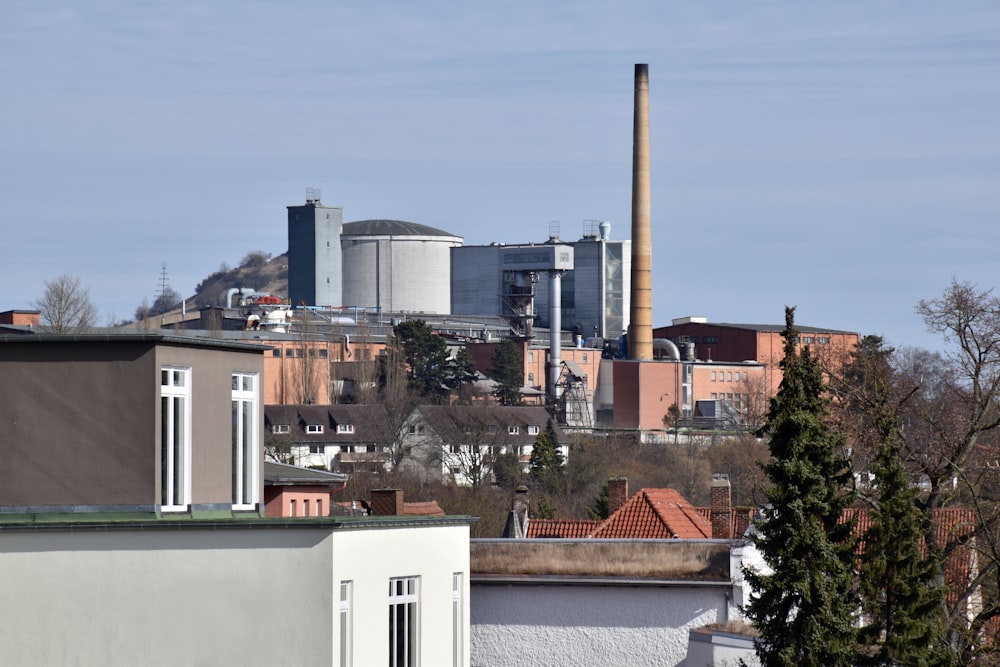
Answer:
[628, 63, 653, 360]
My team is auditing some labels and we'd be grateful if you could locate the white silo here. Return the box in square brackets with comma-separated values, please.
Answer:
[341, 220, 463, 314]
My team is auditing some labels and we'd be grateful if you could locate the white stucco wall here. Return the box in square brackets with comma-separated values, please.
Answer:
[471, 583, 732, 667]
[0, 521, 469, 666]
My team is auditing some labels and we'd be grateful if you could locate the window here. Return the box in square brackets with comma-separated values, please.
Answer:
[527, 425, 540, 435]
[317, 499, 324, 516]
[232, 371, 259, 509]
[711, 393, 717, 399]
[727, 372, 733, 382]
[160, 367, 191, 510]
[508, 425, 519, 435]
[389, 577, 419, 667]
[318, 348, 329, 358]
[407, 424, 424, 435]
[452, 573, 463, 667]
[582, 353, 588, 363]
[527, 372, 534, 384]
[743, 372, 748, 382]
[309, 444, 324, 455]
[528, 352, 534, 363]
[340, 581, 353, 667]
[303, 499, 311, 516]
[818, 336, 830, 344]
[290, 499, 297, 516]
[802, 336, 814, 344]
[337, 423, 355, 434]
[272, 424, 290, 434]
[271, 349, 282, 357]
[306, 424, 324, 434]
[486, 425, 497, 435]
[711, 371, 716, 381]
[704, 336, 719, 344]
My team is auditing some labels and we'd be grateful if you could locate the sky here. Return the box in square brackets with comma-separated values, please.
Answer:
[2, 1, 998, 350]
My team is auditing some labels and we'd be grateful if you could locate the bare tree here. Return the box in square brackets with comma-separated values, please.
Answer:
[34, 274, 98, 333]
[907, 280, 1000, 658]
[433, 404, 515, 489]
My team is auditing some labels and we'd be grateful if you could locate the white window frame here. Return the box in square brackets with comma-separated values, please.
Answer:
[337, 423, 355, 434]
[389, 576, 419, 667]
[340, 581, 353, 667]
[306, 423, 324, 434]
[272, 423, 290, 434]
[452, 572, 463, 667]
[508, 425, 519, 435]
[527, 425, 540, 435]
[232, 371, 259, 509]
[160, 366, 192, 512]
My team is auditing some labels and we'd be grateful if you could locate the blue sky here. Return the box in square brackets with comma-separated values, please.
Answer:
[2, 1, 998, 350]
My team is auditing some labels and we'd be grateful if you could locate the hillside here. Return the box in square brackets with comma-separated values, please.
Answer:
[189, 251, 289, 309]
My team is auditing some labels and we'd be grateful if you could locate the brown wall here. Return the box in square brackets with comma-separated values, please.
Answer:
[0, 338, 265, 510]
[0, 341, 156, 506]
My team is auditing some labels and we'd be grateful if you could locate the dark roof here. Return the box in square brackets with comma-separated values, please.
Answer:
[263, 461, 347, 486]
[343, 219, 460, 238]
[0, 332, 267, 353]
[264, 404, 389, 444]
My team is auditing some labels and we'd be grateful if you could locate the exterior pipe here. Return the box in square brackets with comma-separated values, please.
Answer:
[549, 270, 562, 404]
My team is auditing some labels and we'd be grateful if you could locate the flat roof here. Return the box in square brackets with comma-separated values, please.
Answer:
[0, 332, 268, 353]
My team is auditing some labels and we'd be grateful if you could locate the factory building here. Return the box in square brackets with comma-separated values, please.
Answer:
[287, 189, 343, 308]
[450, 221, 630, 340]
[341, 219, 463, 314]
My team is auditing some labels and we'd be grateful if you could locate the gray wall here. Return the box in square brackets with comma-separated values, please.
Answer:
[288, 203, 343, 307]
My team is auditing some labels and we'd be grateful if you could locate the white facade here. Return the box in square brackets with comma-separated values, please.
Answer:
[0, 519, 471, 666]
[472, 583, 735, 667]
[341, 219, 463, 314]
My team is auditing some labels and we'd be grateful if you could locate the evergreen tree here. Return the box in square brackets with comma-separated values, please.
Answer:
[845, 337, 951, 666]
[394, 319, 453, 402]
[490, 339, 524, 405]
[446, 347, 478, 396]
[743, 307, 858, 667]
[587, 481, 611, 520]
[529, 420, 564, 494]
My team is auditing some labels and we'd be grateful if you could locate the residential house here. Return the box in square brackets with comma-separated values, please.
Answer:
[264, 403, 391, 473]
[405, 405, 569, 486]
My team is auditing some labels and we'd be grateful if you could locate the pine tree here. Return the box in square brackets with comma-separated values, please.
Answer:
[490, 339, 524, 406]
[394, 319, 453, 402]
[846, 337, 951, 666]
[529, 420, 564, 494]
[743, 307, 858, 666]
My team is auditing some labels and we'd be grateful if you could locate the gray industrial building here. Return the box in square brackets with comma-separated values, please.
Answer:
[341, 219, 463, 314]
[451, 222, 630, 340]
[287, 189, 343, 308]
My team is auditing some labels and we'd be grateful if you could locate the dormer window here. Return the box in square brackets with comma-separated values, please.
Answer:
[508, 425, 519, 435]
[306, 424, 324, 434]
[337, 423, 354, 434]
[272, 424, 290, 434]
[527, 425, 540, 435]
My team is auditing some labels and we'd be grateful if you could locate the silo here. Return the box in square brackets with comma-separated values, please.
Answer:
[341, 219, 463, 313]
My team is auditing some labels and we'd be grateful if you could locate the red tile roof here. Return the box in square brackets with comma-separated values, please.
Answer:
[593, 488, 711, 539]
[526, 488, 712, 540]
[527, 519, 599, 539]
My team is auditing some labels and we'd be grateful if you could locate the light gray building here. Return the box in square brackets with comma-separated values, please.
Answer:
[451, 222, 630, 339]
[341, 219, 462, 314]
[287, 189, 343, 308]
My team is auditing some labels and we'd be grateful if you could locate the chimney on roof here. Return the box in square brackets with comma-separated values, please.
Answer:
[710, 474, 732, 539]
[502, 486, 530, 538]
[607, 476, 629, 515]
[370, 488, 404, 516]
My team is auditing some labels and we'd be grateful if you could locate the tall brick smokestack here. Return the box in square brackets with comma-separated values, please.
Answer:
[629, 63, 653, 360]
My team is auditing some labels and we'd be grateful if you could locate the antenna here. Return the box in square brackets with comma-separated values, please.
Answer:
[157, 263, 170, 298]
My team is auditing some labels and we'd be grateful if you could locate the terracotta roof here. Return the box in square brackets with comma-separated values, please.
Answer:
[593, 488, 712, 539]
[527, 519, 599, 539]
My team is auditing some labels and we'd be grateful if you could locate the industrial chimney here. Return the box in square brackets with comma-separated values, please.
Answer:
[628, 63, 653, 360]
